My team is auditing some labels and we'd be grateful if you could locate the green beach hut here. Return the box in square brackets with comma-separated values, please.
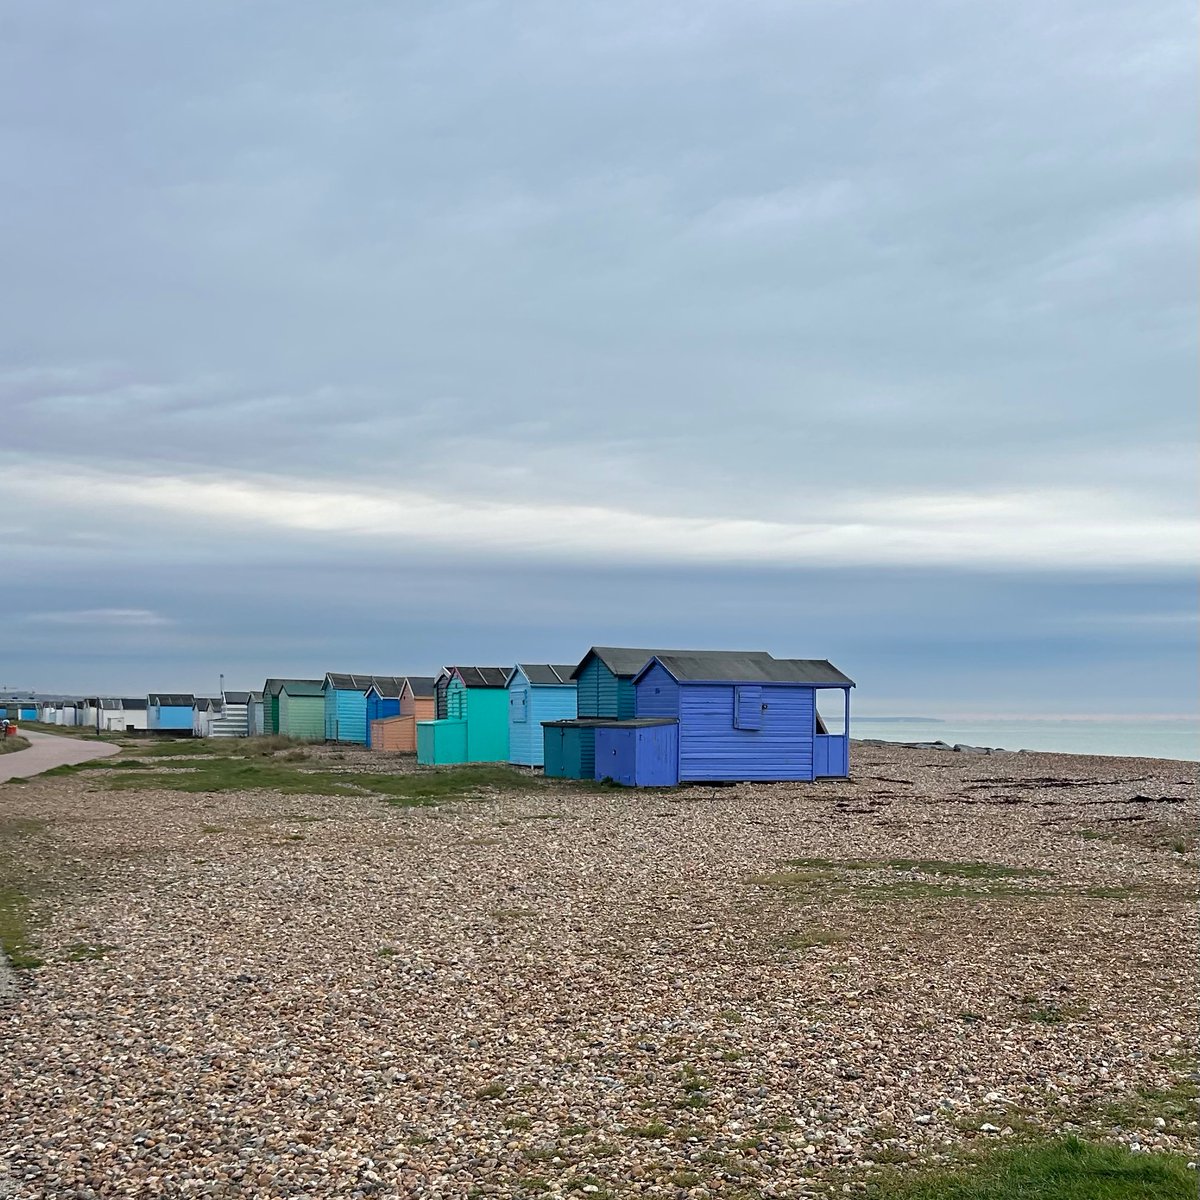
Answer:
[417, 667, 510, 765]
[263, 678, 325, 741]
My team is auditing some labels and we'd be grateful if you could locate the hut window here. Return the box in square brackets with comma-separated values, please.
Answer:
[734, 686, 763, 730]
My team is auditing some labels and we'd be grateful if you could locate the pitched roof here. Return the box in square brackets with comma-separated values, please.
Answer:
[122, 698, 148, 710]
[264, 678, 321, 697]
[367, 677, 405, 699]
[404, 676, 437, 699]
[573, 647, 771, 680]
[280, 680, 324, 698]
[148, 693, 194, 706]
[194, 698, 224, 711]
[324, 672, 380, 691]
[640, 653, 855, 686]
[512, 664, 577, 686]
[222, 691, 252, 704]
[452, 666, 510, 689]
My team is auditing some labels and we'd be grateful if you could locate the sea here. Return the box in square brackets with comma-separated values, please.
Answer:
[852, 716, 1200, 762]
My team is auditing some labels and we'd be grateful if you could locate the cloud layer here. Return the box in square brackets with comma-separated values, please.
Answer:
[0, 0, 1195, 705]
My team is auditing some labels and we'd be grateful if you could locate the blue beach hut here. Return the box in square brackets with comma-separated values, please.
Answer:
[506, 664, 577, 766]
[322, 673, 381, 744]
[148, 693, 196, 734]
[632, 651, 855, 784]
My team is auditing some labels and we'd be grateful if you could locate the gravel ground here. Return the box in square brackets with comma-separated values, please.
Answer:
[0, 743, 1195, 1198]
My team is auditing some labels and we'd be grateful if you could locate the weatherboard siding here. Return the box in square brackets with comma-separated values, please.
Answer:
[576, 657, 636, 719]
[325, 688, 368, 744]
[508, 672, 578, 766]
[677, 684, 815, 782]
[150, 704, 193, 732]
[634, 663, 680, 719]
[279, 693, 325, 742]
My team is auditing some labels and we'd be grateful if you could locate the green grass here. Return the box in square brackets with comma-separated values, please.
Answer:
[0, 884, 42, 969]
[0, 817, 50, 970]
[0, 735, 31, 755]
[777, 928, 847, 949]
[65, 941, 114, 961]
[47, 757, 540, 805]
[788, 857, 1049, 880]
[865, 1136, 1195, 1199]
[1081, 1074, 1199, 1137]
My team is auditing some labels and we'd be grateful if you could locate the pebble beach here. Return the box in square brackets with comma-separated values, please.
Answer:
[1, 742, 1195, 1198]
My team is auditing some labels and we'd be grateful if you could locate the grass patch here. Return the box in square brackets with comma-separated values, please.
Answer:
[1082, 1075, 1199, 1137]
[865, 1136, 1195, 1199]
[56, 758, 540, 805]
[622, 1121, 670, 1139]
[0, 735, 31, 755]
[0, 817, 50, 970]
[65, 941, 114, 961]
[475, 1081, 507, 1100]
[788, 857, 1048, 879]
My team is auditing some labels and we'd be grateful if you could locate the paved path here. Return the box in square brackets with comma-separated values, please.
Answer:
[0, 730, 122, 782]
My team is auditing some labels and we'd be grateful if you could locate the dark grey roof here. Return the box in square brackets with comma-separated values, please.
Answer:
[405, 676, 437, 699]
[264, 678, 321, 697]
[249, 691, 263, 702]
[541, 717, 630, 728]
[194, 698, 223, 711]
[453, 666, 510, 689]
[368, 677, 404, 698]
[222, 691, 252, 704]
[325, 672, 378, 691]
[148, 693, 194, 706]
[644, 653, 855, 686]
[122, 698, 148, 710]
[574, 647, 771, 680]
[99, 698, 122, 710]
[588, 718, 679, 728]
[280, 680, 324, 698]
[513, 664, 577, 686]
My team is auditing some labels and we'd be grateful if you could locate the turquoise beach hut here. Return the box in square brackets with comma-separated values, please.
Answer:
[417, 667, 510, 765]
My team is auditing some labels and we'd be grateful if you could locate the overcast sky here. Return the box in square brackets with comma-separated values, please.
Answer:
[1, 0, 1196, 713]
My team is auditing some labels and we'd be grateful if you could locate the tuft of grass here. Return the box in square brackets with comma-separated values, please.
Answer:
[866, 1136, 1195, 1199]
[622, 1121, 670, 1139]
[475, 1081, 507, 1100]
[777, 928, 847, 950]
[1081, 1074, 1199, 1137]
[788, 856, 1048, 879]
[0, 885, 42, 969]
[0, 735, 31, 755]
[65, 941, 114, 961]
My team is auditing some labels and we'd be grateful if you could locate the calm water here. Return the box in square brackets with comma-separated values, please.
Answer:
[852, 717, 1200, 762]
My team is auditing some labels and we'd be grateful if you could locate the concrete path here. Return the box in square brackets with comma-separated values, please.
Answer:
[0, 730, 122, 782]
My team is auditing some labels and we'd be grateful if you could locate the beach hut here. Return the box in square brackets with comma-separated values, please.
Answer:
[369, 676, 437, 752]
[623, 651, 855, 785]
[416, 667, 509, 765]
[507, 665, 577, 766]
[364, 677, 403, 746]
[192, 698, 223, 738]
[322, 672, 381, 744]
[434, 669, 451, 720]
[211, 692, 252, 737]
[544, 647, 769, 779]
[148, 694, 195, 734]
[261, 679, 313, 736]
[276, 680, 325, 741]
[92, 698, 148, 733]
[247, 691, 264, 736]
